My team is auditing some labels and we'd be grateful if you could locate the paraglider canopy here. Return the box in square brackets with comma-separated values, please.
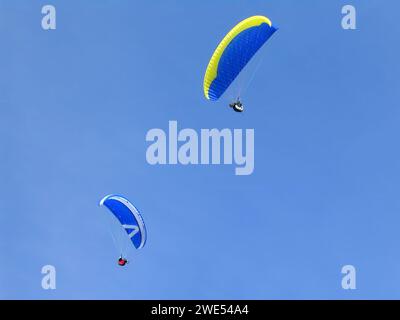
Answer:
[203, 15, 277, 102]
[99, 194, 147, 250]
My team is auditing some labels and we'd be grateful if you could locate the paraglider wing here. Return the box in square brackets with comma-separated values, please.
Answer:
[99, 195, 147, 249]
[203, 15, 277, 101]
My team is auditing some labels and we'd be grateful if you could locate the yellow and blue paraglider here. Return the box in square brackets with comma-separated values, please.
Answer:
[203, 15, 277, 112]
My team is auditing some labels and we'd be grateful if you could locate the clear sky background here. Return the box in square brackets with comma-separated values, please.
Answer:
[1, 0, 400, 299]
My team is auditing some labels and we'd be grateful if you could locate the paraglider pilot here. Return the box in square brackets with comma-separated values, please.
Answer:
[229, 99, 244, 112]
[118, 256, 128, 266]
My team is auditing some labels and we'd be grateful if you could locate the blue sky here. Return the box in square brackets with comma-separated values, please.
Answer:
[1, 0, 400, 299]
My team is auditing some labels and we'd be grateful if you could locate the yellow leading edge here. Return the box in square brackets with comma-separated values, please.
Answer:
[203, 16, 273, 100]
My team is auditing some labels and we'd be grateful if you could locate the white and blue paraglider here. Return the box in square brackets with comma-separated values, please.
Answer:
[99, 194, 147, 266]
